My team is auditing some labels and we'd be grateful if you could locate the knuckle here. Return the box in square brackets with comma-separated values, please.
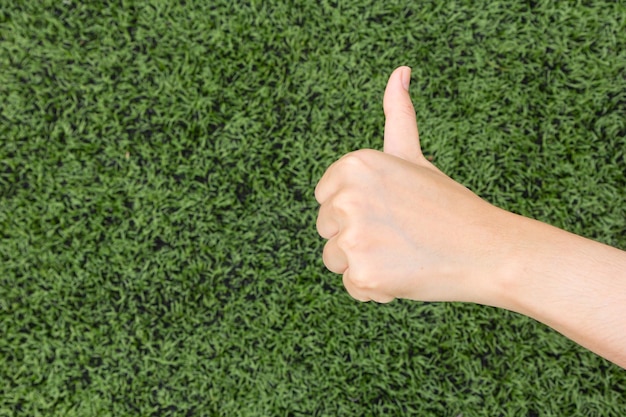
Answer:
[338, 149, 377, 171]
[385, 101, 416, 120]
[336, 229, 360, 252]
[315, 149, 380, 204]
[331, 191, 360, 215]
[340, 150, 367, 165]
[399, 102, 417, 119]
[343, 274, 370, 302]
[350, 269, 376, 291]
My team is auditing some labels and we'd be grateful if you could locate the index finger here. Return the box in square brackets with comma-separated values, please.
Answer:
[314, 156, 345, 204]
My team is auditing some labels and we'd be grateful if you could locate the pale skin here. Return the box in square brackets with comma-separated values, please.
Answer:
[315, 66, 626, 369]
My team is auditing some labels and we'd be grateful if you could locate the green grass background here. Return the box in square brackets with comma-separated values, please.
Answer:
[1, 0, 626, 415]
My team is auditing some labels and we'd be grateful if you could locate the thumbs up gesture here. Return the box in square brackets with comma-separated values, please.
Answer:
[315, 67, 626, 367]
[315, 67, 512, 304]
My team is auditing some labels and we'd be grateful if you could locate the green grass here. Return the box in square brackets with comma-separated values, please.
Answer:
[1, 0, 625, 415]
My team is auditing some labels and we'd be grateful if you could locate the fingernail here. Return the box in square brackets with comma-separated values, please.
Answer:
[401, 67, 411, 91]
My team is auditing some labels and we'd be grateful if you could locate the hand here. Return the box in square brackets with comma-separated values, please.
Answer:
[315, 66, 514, 304]
[315, 66, 626, 368]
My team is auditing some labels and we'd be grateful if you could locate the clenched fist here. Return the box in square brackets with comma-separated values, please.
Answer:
[314, 66, 626, 369]
[315, 67, 514, 304]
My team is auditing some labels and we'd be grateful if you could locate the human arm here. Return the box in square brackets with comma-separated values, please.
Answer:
[314, 66, 626, 368]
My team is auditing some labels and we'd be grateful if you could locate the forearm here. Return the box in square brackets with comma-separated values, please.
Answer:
[317, 66, 626, 367]
[493, 213, 626, 368]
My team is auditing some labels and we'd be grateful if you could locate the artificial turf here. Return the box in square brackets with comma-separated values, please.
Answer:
[1, 0, 625, 415]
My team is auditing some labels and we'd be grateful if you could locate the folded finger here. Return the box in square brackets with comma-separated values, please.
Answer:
[316, 200, 340, 239]
[315, 161, 341, 204]
[342, 269, 371, 302]
[322, 236, 349, 274]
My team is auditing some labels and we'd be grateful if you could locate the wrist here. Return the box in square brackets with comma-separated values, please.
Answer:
[474, 211, 550, 312]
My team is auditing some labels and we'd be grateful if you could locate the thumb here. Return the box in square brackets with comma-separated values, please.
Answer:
[383, 66, 422, 163]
